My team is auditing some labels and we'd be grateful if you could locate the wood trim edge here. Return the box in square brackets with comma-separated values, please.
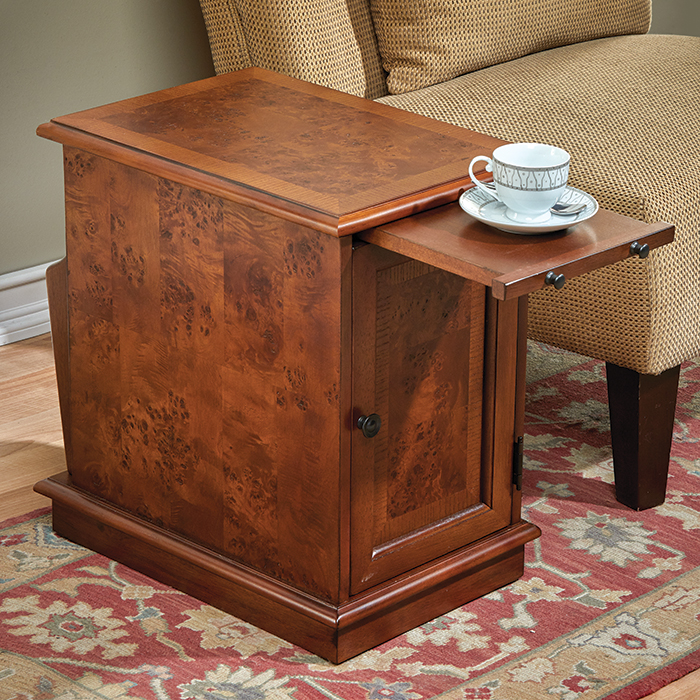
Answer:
[37, 123, 341, 237]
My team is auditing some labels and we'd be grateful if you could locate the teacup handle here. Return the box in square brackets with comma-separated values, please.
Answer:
[468, 155, 500, 200]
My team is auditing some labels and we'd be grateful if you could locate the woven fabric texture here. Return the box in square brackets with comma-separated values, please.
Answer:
[370, 0, 651, 94]
[378, 34, 700, 375]
[198, 0, 251, 74]
[198, 0, 388, 99]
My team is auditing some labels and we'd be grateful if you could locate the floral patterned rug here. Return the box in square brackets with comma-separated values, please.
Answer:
[2, 343, 700, 700]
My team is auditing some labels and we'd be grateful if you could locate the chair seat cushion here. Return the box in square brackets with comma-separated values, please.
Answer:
[371, 0, 650, 94]
[378, 34, 700, 373]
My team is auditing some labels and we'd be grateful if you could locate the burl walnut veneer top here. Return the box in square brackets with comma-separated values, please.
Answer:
[37, 68, 504, 237]
[37, 67, 674, 297]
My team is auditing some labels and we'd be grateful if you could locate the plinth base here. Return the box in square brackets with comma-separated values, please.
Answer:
[35, 472, 540, 663]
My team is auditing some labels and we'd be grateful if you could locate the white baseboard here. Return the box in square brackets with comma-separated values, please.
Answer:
[0, 261, 61, 346]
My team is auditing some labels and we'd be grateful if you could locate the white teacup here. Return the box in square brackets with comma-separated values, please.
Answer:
[468, 143, 570, 223]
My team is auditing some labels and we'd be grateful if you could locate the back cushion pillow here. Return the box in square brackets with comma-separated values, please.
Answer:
[234, 0, 387, 99]
[371, 0, 651, 94]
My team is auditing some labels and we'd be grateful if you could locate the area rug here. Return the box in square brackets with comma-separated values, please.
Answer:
[2, 343, 700, 700]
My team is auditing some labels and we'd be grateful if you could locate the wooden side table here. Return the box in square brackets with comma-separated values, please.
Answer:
[35, 68, 674, 662]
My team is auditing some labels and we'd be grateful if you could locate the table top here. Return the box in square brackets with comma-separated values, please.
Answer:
[362, 202, 675, 299]
[37, 68, 504, 237]
[37, 67, 674, 289]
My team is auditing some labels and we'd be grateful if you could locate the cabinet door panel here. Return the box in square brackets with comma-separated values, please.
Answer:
[351, 244, 514, 594]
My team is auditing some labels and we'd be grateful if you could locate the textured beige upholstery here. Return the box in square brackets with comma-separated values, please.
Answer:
[371, 0, 651, 94]
[198, 0, 387, 99]
[378, 34, 700, 374]
[197, 0, 700, 378]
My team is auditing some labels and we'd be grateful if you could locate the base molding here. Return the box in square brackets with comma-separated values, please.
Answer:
[35, 472, 540, 663]
[0, 261, 61, 345]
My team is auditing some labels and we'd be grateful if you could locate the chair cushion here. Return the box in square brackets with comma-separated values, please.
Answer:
[370, 0, 651, 95]
[378, 34, 700, 373]
[212, 0, 388, 99]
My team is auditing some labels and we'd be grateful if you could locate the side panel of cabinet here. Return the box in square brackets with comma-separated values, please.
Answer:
[351, 244, 516, 594]
[61, 148, 346, 602]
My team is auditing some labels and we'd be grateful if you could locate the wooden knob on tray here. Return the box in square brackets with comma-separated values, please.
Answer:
[545, 271, 566, 290]
[630, 241, 650, 258]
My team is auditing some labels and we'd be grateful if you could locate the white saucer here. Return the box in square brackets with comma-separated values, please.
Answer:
[459, 186, 598, 235]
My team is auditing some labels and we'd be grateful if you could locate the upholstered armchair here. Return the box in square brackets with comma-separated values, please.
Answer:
[197, 0, 700, 510]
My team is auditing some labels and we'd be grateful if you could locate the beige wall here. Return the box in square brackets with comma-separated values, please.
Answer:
[1, 0, 699, 278]
[652, 0, 700, 34]
[0, 0, 215, 277]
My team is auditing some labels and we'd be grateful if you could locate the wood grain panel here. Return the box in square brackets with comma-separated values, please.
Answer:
[221, 202, 347, 600]
[61, 150, 346, 600]
[64, 149, 122, 503]
[375, 260, 481, 526]
[64, 154, 229, 546]
[38, 69, 506, 236]
[99, 75, 485, 216]
[221, 203, 286, 578]
[351, 245, 514, 593]
[152, 177, 226, 543]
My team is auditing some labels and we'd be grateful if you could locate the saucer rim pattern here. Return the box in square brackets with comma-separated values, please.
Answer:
[459, 185, 598, 235]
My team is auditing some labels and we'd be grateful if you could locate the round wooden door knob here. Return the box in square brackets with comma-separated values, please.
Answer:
[357, 414, 382, 438]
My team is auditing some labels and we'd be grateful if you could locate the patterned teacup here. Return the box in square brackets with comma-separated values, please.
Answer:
[469, 143, 570, 223]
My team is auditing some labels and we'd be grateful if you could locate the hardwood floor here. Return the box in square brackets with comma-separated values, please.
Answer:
[0, 333, 697, 697]
[0, 334, 65, 521]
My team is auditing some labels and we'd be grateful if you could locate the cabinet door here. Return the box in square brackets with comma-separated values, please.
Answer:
[351, 244, 517, 594]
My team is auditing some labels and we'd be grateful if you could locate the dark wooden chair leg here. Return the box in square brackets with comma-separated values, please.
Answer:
[606, 362, 681, 510]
